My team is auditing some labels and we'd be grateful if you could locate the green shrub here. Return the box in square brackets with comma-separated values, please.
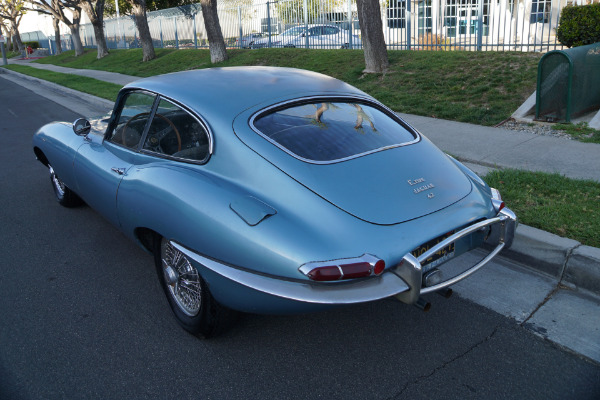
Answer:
[557, 3, 600, 48]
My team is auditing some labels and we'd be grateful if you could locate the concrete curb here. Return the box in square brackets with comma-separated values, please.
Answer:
[0, 66, 114, 113]
[3, 64, 599, 297]
[503, 225, 600, 296]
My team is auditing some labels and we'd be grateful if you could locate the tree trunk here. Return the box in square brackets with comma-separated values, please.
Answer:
[10, 22, 24, 51]
[53, 16, 62, 54]
[356, 0, 389, 73]
[69, 7, 84, 56]
[200, 0, 228, 63]
[80, 0, 109, 59]
[130, 1, 155, 62]
[69, 24, 84, 56]
[92, 20, 109, 58]
[5, 27, 14, 51]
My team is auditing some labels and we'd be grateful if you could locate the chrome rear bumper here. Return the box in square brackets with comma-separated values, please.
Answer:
[395, 207, 517, 305]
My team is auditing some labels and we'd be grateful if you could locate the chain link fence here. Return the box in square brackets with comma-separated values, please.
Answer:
[24, 0, 584, 54]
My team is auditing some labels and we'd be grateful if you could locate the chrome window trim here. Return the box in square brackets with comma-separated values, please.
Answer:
[249, 95, 421, 165]
[105, 90, 159, 150]
[115, 87, 214, 165]
[153, 93, 214, 158]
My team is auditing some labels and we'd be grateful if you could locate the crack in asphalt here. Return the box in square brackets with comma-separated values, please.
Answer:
[388, 325, 501, 399]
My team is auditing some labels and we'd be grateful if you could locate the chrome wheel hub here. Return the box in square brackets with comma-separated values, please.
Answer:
[161, 240, 202, 317]
[164, 265, 178, 286]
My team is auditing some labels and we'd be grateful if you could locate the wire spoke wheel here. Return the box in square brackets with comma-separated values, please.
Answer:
[154, 236, 238, 338]
[161, 240, 202, 317]
[49, 165, 66, 197]
[48, 164, 82, 207]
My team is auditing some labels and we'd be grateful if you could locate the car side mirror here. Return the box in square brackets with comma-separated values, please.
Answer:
[73, 118, 91, 136]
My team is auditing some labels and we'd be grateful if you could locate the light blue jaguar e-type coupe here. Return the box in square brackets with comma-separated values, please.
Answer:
[33, 67, 516, 338]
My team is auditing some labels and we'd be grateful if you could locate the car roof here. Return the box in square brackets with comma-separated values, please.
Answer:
[285, 24, 341, 30]
[124, 67, 367, 121]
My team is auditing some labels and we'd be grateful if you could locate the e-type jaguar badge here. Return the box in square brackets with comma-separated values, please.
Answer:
[408, 177, 435, 198]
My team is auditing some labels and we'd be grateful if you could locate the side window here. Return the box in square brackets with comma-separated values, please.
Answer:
[109, 91, 156, 149]
[142, 98, 210, 162]
[309, 27, 322, 36]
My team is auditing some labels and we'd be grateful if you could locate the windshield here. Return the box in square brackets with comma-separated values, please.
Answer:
[252, 100, 418, 162]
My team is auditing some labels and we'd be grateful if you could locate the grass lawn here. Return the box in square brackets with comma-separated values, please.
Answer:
[33, 48, 541, 126]
[484, 169, 600, 248]
[553, 122, 600, 144]
[3, 64, 121, 102]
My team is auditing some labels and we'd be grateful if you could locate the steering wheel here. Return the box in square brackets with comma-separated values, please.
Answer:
[122, 112, 181, 153]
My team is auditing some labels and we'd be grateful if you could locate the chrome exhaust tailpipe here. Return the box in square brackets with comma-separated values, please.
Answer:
[414, 297, 431, 312]
[436, 287, 453, 298]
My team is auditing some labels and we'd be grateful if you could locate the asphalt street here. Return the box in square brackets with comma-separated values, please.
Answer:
[1, 76, 599, 399]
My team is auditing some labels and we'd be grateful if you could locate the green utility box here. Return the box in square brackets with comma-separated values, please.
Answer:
[536, 42, 600, 122]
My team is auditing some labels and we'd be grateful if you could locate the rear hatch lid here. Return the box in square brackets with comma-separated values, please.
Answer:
[234, 97, 472, 225]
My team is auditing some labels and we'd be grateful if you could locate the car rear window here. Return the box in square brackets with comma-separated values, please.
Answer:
[252, 100, 417, 162]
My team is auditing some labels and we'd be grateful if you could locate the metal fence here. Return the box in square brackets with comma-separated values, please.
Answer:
[25, 0, 597, 54]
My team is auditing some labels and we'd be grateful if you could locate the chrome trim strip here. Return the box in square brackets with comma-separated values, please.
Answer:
[171, 242, 410, 305]
[248, 95, 421, 165]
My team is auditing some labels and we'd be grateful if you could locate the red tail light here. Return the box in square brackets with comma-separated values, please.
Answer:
[306, 266, 343, 281]
[373, 259, 385, 275]
[300, 254, 385, 282]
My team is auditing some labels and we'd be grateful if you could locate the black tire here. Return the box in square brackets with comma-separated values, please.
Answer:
[49, 165, 83, 207]
[153, 236, 237, 338]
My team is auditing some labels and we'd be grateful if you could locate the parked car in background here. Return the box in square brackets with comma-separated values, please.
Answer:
[252, 24, 361, 49]
[235, 32, 267, 49]
[33, 67, 516, 338]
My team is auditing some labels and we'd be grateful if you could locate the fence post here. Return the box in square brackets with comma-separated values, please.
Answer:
[407, 0, 412, 50]
[160, 18, 164, 48]
[303, 0, 309, 48]
[267, 1, 272, 48]
[238, 6, 243, 48]
[347, 0, 352, 48]
[194, 13, 198, 49]
[175, 17, 179, 49]
[477, 0, 484, 51]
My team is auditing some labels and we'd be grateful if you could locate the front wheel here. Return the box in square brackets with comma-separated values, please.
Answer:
[49, 165, 83, 207]
[154, 236, 237, 338]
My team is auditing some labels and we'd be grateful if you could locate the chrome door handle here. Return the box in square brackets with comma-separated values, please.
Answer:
[111, 167, 126, 175]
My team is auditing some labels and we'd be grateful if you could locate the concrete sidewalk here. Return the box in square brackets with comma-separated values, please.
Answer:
[2, 60, 599, 363]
